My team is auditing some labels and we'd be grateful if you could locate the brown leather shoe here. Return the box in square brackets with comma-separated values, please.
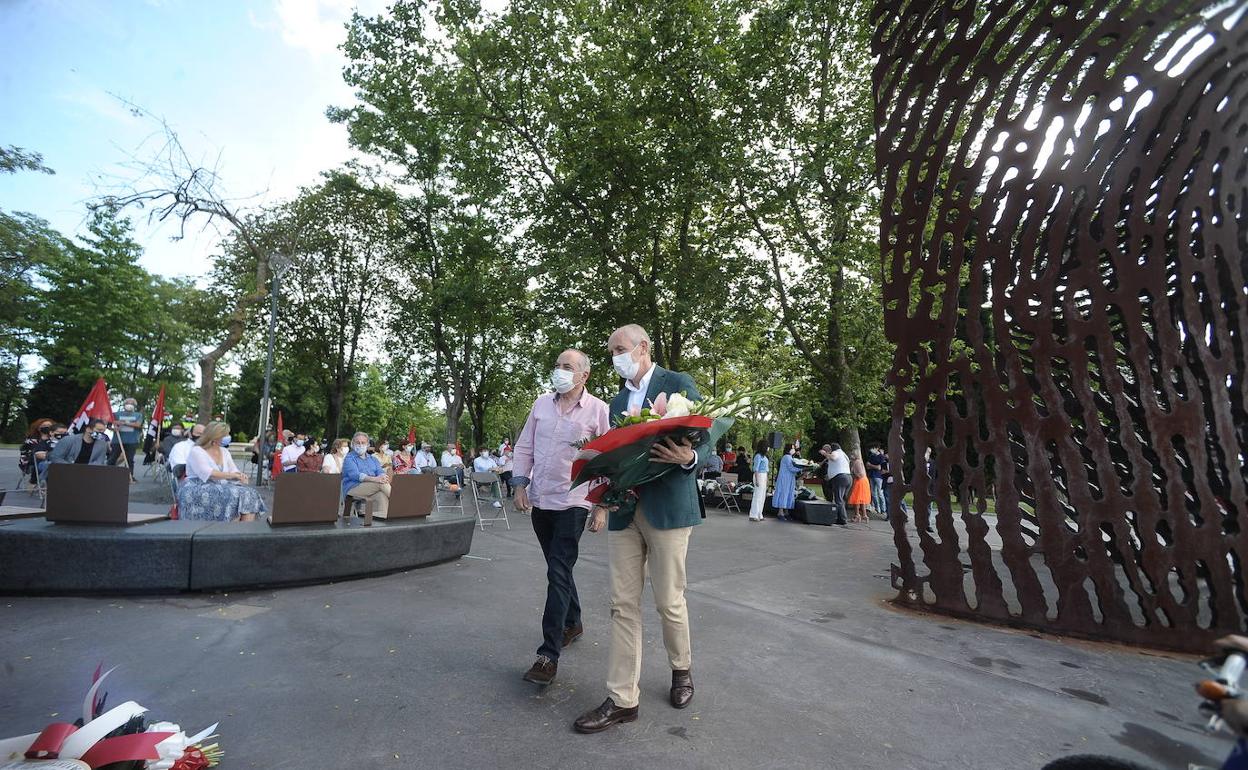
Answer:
[562, 623, 583, 648]
[573, 698, 638, 733]
[522, 655, 557, 686]
[670, 669, 694, 709]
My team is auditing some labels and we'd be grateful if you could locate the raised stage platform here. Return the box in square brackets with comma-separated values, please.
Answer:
[0, 513, 476, 594]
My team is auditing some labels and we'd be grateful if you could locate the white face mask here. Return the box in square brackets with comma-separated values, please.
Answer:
[551, 368, 576, 394]
[479, 451, 489, 458]
[353, 443, 368, 456]
[612, 345, 641, 380]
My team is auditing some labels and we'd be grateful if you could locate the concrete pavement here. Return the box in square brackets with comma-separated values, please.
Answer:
[0, 450, 1232, 769]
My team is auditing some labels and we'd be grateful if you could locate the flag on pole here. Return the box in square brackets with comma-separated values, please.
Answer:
[70, 378, 115, 434]
[271, 410, 284, 478]
[146, 385, 167, 439]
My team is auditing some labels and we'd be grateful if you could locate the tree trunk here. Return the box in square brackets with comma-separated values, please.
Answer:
[327, 386, 345, 440]
[197, 358, 216, 421]
[826, 265, 861, 459]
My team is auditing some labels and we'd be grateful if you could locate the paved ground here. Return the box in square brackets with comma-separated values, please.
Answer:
[0, 450, 1234, 769]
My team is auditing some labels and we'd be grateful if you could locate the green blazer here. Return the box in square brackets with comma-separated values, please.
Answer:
[607, 366, 710, 531]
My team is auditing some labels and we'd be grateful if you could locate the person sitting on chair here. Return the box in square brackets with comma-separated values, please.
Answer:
[414, 442, 437, 472]
[48, 419, 112, 466]
[391, 441, 417, 475]
[20, 419, 54, 487]
[342, 432, 390, 517]
[178, 421, 266, 522]
[296, 439, 323, 473]
[280, 433, 307, 473]
[321, 438, 348, 474]
[472, 446, 503, 508]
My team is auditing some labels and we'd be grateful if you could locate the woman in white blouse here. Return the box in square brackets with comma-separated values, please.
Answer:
[177, 422, 267, 521]
[321, 438, 348, 474]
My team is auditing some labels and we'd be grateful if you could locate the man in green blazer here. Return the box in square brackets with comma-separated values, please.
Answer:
[574, 324, 711, 734]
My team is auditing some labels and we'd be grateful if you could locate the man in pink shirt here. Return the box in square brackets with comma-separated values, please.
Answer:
[512, 348, 611, 686]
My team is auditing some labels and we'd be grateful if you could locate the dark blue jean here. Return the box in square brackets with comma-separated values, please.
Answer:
[532, 506, 588, 661]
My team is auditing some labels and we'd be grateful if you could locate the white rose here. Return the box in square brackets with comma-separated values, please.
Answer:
[664, 392, 694, 418]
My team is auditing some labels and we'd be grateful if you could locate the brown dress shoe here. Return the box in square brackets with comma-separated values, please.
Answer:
[573, 698, 638, 733]
[670, 669, 694, 709]
[522, 655, 557, 686]
[562, 623, 583, 648]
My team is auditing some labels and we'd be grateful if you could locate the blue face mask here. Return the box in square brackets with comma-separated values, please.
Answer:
[221, 435, 232, 447]
[353, 444, 368, 456]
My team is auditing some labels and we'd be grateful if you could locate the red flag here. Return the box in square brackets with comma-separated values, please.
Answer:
[70, 377, 115, 433]
[271, 410, 284, 478]
[146, 385, 166, 439]
[407, 426, 416, 445]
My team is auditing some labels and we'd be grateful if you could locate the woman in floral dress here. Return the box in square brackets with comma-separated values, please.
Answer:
[178, 421, 267, 521]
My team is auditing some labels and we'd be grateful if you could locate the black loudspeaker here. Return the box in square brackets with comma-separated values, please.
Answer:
[768, 431, 784, 449]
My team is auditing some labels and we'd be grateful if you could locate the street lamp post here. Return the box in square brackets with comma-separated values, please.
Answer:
[255, 255, 292, 487]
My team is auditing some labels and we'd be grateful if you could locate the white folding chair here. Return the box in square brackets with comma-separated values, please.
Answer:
[434, 466, 466, 516]
[470, 470, 510, 530]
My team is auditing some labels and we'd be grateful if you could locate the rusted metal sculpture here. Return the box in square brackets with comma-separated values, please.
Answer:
[874, 0, 1247, 652]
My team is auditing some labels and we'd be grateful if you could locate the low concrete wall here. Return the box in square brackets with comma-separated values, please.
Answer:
[0, 514, 475, 595]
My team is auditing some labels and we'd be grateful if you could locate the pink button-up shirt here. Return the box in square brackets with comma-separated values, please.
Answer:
[512, 388, 611, 511]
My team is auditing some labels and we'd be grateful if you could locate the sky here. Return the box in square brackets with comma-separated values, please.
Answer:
[0, 0, 389, 280]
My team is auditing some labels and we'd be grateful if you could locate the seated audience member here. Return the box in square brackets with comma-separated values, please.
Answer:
[343, 432, 390, 516]
[322, 439, 348, 474]
[703, 451, 724, 479]
[722, 445, 737, 468]
[472, 447, 498, 473]
[20, 418, 54, 486]
[178, 421, 266, 522]
[472, 446, 503, 508]
[392, 441, 417, 475]
[159, 424, 184, 461]
[281, 433, 307, 473]
[48, 419, 112, 466]
[166, 423, 203, 497]
[296, 439, 324, 472]
[414, 442, 437, 472]
[441, 444, 465, 485]
[376, 439, 393, 472]
[496, 450, 514, 497]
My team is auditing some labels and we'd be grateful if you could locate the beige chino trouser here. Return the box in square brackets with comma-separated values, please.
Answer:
[606, 505, 693, 709]
[348, 480, 391, 515]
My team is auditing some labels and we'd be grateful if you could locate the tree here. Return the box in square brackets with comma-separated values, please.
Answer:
[733, 0, 890, 456]
[96, 109, 294, 420]
[0, 146, 53, 176]
[277, 170, 397, 438]
[336, 0, 754, 378]
[0, 211, 67, 436]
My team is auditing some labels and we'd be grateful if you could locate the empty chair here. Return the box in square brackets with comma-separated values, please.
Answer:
[434, 466, 465, 516]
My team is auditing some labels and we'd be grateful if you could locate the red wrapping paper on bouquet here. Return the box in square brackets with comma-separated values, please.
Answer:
[570, 415, 730, 506]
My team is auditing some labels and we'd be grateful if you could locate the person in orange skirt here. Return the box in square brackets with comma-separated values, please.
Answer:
[847, 454, 872, 523]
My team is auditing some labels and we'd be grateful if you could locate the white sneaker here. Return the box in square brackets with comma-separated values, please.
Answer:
[492, 501, 502, 508]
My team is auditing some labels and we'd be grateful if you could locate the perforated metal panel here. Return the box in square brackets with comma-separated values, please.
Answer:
[874, 0, 1247, 651]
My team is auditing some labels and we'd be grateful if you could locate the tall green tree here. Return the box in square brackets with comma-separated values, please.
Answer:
[733, 0, 890, 455]
[336, 0, 754, 374]
[277, 170, 398, 438]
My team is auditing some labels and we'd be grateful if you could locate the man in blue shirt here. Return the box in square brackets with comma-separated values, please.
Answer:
[342, 431, 390, 517]
[114, 396, 144, 481]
